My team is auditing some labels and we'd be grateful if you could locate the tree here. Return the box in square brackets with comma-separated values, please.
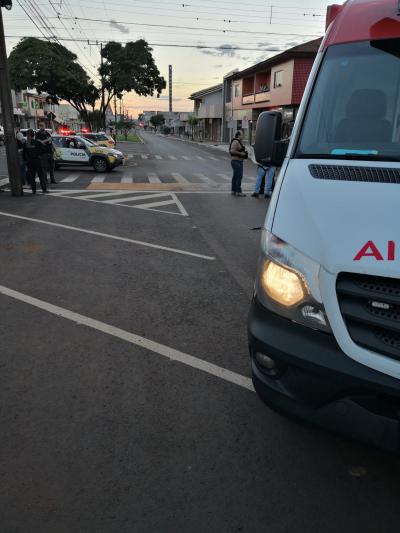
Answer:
[188, 114, 199, 140]
[150, 114, 165, 131]
[99, 40, 166, 128]
[117, 119, 135, 140]
[8, 37, 98, 127]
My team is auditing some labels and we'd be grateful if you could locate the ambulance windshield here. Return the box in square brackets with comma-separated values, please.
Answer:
[297, 39, 400, 161]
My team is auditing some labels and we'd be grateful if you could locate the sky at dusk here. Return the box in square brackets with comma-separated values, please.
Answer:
[3, 0, 343, 118]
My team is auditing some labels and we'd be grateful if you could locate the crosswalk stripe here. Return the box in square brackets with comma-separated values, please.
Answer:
[103, 193, 169, 205]
[217, 173, 231, 181]
[148, 173, 161, 183]
[155, 155, 163, 160]
[91, 175, 105, 183]
[141, 154, 148, 160]
[181, 156, 191, 161]
[208, 156, 218, 161]
[60, 173, 79, 183]
[169, 155, 177, 160]
[194, 173, 216, 185]
[171, 172, 189, 183]
[196, 156, 204, 160]
[121, 175, 133, 184]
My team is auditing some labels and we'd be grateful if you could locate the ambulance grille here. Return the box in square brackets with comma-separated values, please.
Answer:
[309, 165, 400, 183]
[337, 273, 400, 361]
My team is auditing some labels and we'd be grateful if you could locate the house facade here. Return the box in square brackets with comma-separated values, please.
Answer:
[222, 38, 322, 142]
[189, 84, 223, 142]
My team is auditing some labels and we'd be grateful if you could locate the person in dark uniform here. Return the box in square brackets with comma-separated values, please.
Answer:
[35, 122, 57, 184]
[23, 129, 48, 194]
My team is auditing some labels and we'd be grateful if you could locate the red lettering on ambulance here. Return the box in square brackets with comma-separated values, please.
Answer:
[354, 241, 384, 261]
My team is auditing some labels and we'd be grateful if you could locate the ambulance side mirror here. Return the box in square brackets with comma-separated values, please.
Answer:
[253, 111, 287, 167]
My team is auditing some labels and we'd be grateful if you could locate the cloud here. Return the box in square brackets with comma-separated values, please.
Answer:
[200, 44, 237, 57]
[214, 64, 223, 68]
[109, 20, 129, 34]
[258, 41, 272, 47]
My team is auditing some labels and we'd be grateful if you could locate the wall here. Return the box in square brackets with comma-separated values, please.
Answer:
[291, 57, 315, 105]
[196, 90, 223, 119]
[268, 60, 295, 107]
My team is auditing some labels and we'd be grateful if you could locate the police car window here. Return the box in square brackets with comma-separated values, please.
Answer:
[52, 137, 62, 147]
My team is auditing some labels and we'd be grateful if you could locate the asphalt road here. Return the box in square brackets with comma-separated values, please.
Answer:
[1, 133, 400, 533]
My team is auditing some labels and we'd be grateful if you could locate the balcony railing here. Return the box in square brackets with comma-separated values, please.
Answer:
[242, 94, 255, 105]
[255, 90, 270, 103]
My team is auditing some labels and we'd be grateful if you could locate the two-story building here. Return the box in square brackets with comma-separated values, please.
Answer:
[222, 38, 322, 142]
[189, 84, 223, 142]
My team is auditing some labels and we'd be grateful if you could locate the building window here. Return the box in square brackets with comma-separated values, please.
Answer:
[234, 84, 240, 97]
[274, 70, 283, 88]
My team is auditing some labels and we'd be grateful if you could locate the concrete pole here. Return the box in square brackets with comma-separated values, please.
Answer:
[0, 5, 22, 195]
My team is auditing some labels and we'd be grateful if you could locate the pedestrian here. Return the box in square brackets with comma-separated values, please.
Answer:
[23, 129, 48, 194]
[16, 129, 27, 186]
[251, 164, 276, 199]
[230, 131, 248, 197]
[35, 122, 57, 184]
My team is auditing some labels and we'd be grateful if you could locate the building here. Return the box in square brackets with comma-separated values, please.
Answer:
[189, 84, 223, 142]
[222, 38, 322, 142]
[57, 103, 84, 131]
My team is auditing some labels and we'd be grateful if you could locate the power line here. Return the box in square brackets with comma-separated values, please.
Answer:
[53, 15, 321, 37]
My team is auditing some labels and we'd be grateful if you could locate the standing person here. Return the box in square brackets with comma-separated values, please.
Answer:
[35, 122, 57, 184]
[251, 164, 276, 199]
[229, 131, 248, 197]
[16, 129, 27, 186]
[23, 129, 48, 194]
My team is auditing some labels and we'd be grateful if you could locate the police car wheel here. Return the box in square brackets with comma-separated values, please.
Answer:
[93, 157, 108, 173]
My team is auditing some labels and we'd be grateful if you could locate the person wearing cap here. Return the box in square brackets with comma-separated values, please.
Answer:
[23, 129, 48, 194]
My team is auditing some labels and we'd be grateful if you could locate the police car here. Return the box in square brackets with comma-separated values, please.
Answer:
[52, 134, 124, 172]
[77, 131, 116, 148]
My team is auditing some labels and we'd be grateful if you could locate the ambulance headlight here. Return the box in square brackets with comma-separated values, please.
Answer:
[255, 230, 331, 333]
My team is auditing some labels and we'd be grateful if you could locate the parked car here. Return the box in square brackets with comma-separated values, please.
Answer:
[52, 134, 124, 172]
[77, 131, 116, 148]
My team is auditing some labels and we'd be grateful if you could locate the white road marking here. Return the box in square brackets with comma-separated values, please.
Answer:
[148, 173, 161, 183]
[169, 155, 177, 160]
[208, 156, 218, 161]
[67, 190, 140, 200]
[141, 154, 148, 159]
[171, 172, 189, 183]
[60, 173, 79, 183]
[121, 175, 133, 184]
[0, 285, 253, 392]
[103, 192, 169, 204]
[91, 175, 105, 183]
[171, 193, 189, 216]
[196, 155, 204, 160]
[135, 199, 177, 209]
[194, 173, 216, 185]
[0, 211, 214, 260]
[155, 155, 163, 160]
[0, 177, 9, 187]
[217, 173, 231, 181]
[181, 156, 191, 161]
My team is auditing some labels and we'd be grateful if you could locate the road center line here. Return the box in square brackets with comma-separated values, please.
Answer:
[0, 284, 254, 393]
[0, 211, 215, 261]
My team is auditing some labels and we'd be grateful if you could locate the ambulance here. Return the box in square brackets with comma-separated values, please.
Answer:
[249, 0, 400, 451]
[52, 134, 124, 172]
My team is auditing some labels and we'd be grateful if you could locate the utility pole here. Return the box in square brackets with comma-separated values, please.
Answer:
[0, 0, 22, 196]
[168, 65, 172, 113]
[114, 94, 117, 141]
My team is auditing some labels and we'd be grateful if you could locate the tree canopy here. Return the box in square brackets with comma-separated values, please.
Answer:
[8, 37, 166, 130]
[8, 37, 98, 124]
[150, 114, 165, 129]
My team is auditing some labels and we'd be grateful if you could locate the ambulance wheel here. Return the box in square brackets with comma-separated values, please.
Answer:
[92, 157, 108, 173]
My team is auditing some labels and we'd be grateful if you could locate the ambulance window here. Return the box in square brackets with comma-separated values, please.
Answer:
[297, 40, 400, 161]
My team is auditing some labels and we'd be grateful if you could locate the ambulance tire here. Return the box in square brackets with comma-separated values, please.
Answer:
[92, 157, 109, 173]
